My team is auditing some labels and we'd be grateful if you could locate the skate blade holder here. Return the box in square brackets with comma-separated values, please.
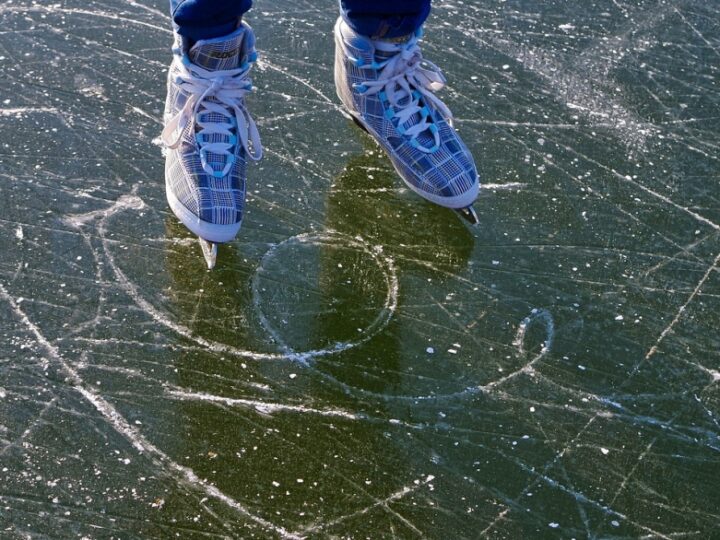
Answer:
[456, 205, 479, 226]
[198, 238, 218, 269]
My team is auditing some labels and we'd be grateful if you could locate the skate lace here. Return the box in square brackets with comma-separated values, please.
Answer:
[161, 58, 262, 178]
[349, 34, 453, 153]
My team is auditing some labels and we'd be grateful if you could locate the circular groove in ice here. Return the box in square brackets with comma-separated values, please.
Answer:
[100, 199, 398, 363]
[251, 231, 399, 363]
[95, 195, 558, 402]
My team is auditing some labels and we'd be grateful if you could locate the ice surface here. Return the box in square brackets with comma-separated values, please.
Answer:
[1, 0, 719, 538]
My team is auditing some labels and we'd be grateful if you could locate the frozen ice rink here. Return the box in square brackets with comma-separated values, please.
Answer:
[1, 0, 719, 537]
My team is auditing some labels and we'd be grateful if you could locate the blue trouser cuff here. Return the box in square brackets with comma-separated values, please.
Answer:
[170, 0, 253, 42]
[169, 0, 431, 43]
[339, 0, 431, 39]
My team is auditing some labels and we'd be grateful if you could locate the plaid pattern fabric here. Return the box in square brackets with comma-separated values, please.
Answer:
[334, 19, 479, 208]
[164, 24, 257, 228]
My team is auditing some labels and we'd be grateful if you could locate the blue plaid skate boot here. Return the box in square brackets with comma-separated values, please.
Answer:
[160, 23, 262, 268]
[334, 18, 480, 224]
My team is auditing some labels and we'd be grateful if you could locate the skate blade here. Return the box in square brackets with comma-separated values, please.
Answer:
[456, 205, 480, 226]
[198, 238, 217, 270]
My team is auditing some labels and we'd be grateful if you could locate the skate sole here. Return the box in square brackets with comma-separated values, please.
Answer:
[341, 109, 480, 211]
[165, 181, 241, 244]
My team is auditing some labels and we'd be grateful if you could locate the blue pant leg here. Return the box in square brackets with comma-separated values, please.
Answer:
[339, 0, 432, 39]
[170, 0, 252, 42]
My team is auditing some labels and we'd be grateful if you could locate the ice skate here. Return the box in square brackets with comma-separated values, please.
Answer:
[160, 22, 262, 268]
[334, 18, 480, 225]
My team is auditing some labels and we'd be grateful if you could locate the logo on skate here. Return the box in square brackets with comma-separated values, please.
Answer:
[207, 48, 240, 59]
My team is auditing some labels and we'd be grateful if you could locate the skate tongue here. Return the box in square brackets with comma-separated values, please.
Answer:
[187, 24, 258, 176]
[189, 25, 250, 71]
[374, 41, 436, 149]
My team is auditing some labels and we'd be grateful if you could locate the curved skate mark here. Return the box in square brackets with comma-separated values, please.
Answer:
[64, 193, 146, 229]
[90, 196, 282, 360]
[313, 309, 555, 402]
[251, 231, 399, 364]
[97, 198, 398, 363]
[490, 308, 555, 389]
[512, 308, 555, 356]
[69, 196, 296, 360]
[0, 282, 301, 539]
[93, 194, 551, 404]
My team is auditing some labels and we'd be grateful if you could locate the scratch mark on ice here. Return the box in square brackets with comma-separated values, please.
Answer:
[166, 388, 360, 420]
[0, 107, 59, 117]
[299, 475, 435, 535]
[0, 284, 300, 539]
[637, 251, 720, 376]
